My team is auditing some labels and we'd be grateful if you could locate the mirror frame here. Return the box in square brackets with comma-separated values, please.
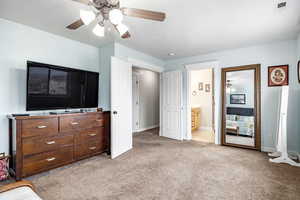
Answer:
[221, 64, 261, 150]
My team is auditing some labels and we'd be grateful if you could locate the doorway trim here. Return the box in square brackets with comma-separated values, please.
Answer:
[126, 57, 163, 136]
[132, 71, 140, 132]
[185, 61, 220, 144]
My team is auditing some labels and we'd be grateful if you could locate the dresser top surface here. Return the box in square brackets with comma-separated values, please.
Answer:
[8, 111, 104, 120]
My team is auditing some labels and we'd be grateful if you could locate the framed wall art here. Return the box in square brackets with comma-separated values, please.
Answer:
[205, 84, 210, 92]
[268, 65, 289, 87]
[198, 82, 203, 91]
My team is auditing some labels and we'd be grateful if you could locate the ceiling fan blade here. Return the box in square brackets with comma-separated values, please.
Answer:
[72, 0, 91, 5]
[121, 7, 166, 21]
[66, 19, 84, 30]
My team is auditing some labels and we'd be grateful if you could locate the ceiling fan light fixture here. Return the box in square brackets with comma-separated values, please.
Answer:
[107, 0, 119, 6]
[80, 10, 96, 25]
[109, 9, 123, 25]
[116, 23, 129, 36]
[93, 24, 105, 37]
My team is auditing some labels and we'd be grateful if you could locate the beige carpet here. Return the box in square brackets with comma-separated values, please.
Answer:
[22, 130, 300, 200]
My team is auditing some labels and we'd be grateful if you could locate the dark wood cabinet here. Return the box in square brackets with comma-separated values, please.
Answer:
[8, 111, 110, 180]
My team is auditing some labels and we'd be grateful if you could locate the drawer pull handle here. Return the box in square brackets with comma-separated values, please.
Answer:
[46, 157, 56, 162]
[96, 119, 102, 122]
[88, 133, 97, 137]
[46, 141, 56, 145]
[71, 122, 79, 125]
[89, 147, 97, 150]
[37, 125, 47, 129]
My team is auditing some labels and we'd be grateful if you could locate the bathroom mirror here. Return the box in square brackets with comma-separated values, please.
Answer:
[221, 64, 261, 150]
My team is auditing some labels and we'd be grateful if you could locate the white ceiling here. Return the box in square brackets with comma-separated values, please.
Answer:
[0, 0, 299, 60]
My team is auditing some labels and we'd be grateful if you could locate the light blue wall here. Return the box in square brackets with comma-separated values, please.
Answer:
[0, 19, 100, 154]
[98, 42, 165, 111]
[165, 40, 300, 152]
[114, 43, 165, 67]
[99, 43, 114, 111]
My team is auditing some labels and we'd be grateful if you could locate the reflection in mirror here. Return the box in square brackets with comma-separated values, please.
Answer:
[225, 70, 255, 147]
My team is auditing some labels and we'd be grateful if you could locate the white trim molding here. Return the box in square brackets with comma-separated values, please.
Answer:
[127, 58, 164, 73]
[185, 60, 221, 145]
[261, 146, 276, 153]
[133, 125, 159, 133]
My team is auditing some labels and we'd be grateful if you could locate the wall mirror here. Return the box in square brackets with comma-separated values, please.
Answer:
[221, 64, 261, 150]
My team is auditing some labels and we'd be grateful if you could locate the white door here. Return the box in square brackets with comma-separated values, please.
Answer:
[132, 73, 140, 132]
[162, 71, 183, 140]
[111, 57, 132, 159]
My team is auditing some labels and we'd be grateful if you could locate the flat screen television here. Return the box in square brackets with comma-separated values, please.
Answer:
[26, 61, 99, 111]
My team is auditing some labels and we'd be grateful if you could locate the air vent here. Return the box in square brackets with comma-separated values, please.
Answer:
[277, 1, 287, 8]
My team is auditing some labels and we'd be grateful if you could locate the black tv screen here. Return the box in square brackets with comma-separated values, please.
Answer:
[26, 61, 99, 111]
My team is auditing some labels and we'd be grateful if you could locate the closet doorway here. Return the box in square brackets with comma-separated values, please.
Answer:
[132, 67, 160, 134]
[189, 68, 215, 143]
[221, 64, 261, 150]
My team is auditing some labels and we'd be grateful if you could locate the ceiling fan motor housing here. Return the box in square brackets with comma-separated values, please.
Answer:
[92, 0, 120, 19]
[92, 0, 119, 8]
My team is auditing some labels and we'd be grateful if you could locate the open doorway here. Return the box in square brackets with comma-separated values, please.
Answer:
[132, 67, 160, 135]
[190, 68, 215, 143]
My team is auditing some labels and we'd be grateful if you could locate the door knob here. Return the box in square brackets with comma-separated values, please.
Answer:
[113, 111, 118, 114]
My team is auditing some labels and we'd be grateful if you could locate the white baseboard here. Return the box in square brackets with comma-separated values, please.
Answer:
[261, 147, 276, 153]
[133, 125, 159, 133]
[199, 126, 213, 131]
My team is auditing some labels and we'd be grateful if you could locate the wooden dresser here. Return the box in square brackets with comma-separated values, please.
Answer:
[191, 107, 200, 131]
[8, 111, 110, 180]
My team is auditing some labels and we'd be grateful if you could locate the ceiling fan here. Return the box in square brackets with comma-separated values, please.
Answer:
[66, 0, 166, 39]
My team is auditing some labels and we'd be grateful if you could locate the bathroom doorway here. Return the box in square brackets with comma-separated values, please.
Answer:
[190, 68, 215, 143]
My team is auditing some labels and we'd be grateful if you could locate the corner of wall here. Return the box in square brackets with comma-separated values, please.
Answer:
[114, 42, 165, 67]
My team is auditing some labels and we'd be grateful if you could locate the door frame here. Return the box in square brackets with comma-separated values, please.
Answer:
[132, 71, 140, 132]
[185, 61, 220, 144]
[127, 58, 164, 136]
[110, 57, 163, 158]
[221, 64, 261, 150]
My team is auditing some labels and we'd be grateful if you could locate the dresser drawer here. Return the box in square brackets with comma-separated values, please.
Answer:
[23, 134, 74, 156]
[22, 147, 73, 177]
[93, 113, 104, 127]
[75, 140, 104, 159]
[22, 118, 59, 138]
[76, 127, 104, 145]
[60, 115, 93, 132]
[60, 114, 104, 132]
